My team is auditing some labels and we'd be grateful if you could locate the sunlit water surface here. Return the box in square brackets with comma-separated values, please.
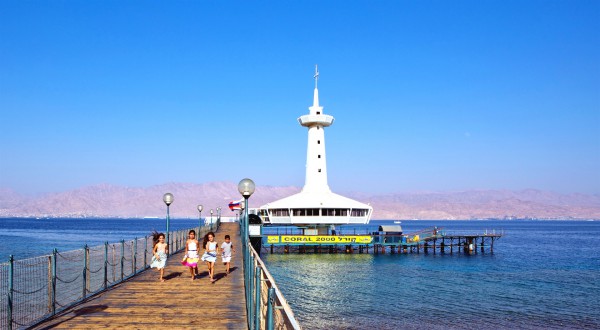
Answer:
[262, 220, 600, 329]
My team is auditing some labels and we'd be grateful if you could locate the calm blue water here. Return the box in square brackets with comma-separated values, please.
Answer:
[1, 218, 598, 329]
[0, 218, 200, 261]
[262, 220, 600, 329]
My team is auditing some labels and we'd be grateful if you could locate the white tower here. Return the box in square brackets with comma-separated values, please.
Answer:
[298, 65, 335, 193]
[259, 66, 373, 225]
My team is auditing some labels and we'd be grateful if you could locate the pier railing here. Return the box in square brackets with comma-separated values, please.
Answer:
[244, 242, 301, 330]
[0, 223, 219, 330]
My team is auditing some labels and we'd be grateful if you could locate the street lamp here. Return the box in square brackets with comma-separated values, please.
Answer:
[163, 193, 174, 251]
[217, 207, 221, 224]
[237, 178, 255, 246]
[197, 205, 203, 231]
[210, 209, 214, 231]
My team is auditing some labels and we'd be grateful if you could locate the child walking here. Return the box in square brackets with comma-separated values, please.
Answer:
[221, 235, 235, 275]
[181, 230, 200, 281]
[150, 232, 168, 282]
[201, 231, 218, 283]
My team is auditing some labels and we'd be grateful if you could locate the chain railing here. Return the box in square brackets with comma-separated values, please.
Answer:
[0, 223, 219, 330]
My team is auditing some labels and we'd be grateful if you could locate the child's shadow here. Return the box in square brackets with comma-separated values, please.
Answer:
[214, 266, 237, 282]
[164, 272, 182, 280]
[196, 270, 209, 279]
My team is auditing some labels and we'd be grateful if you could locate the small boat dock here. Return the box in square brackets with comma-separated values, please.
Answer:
[262, 226, 503, 254]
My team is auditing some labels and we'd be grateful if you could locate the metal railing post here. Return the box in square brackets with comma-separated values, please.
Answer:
[133, 238, 137, 274]
[248, 253, 254, 329]
[51, 249, 57, 315]
[254, 267, 262, 330]
[83, 244, 88, 299]
[120, 240, 124, 281]
[8, 255, 14, 330]
[104, 242, 108, 289]
[266, 287, 275, 330]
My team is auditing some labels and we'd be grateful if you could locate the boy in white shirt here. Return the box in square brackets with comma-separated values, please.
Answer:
[221, 235, 235, 274]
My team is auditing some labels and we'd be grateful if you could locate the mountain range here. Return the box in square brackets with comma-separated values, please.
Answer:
[1, 182, 599, 220]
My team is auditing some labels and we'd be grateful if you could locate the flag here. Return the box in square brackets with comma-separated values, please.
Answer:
[228, 200, 243, 211]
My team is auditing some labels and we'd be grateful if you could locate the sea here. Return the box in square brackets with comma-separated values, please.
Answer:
[0, 217, 202, 261]
[1, 218, 599, 329]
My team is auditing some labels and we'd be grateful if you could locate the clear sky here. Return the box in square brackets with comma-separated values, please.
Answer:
[1, 1, 599, 196]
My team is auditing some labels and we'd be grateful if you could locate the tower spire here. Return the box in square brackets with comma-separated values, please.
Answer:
[314, 64, 319, 89]
[312, 65, 321, 109]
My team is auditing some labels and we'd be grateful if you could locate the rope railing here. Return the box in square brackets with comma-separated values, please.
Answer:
[0, 224, 215, 330]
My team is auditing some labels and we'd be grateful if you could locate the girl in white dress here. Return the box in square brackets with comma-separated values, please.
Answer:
[150, 232, 168, 282]
[182, 230, 200, 281]
[201, 232, 219, 282]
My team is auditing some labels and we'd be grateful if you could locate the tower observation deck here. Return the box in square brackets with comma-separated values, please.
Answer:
[259, 66, 373, 225]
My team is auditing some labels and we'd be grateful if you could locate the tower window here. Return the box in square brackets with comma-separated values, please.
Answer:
[318, 155, 321, 158]
[318, 169, 321, 172]
[317, 111, 321, 115]
[317, 140, 321, 144]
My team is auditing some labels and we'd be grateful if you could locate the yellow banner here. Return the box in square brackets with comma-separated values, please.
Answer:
[267, 235, 373, 244]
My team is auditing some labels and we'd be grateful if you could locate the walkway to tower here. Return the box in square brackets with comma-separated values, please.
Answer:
[31, 223, 247, 329]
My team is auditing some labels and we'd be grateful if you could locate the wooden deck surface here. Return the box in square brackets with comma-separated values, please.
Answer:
[32, 223, 247, 329]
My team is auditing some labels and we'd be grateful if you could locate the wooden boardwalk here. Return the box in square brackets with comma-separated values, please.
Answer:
[32, 223, 247, 329]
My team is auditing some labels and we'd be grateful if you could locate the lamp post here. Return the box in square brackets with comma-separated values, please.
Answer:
[210, 209, 214, 231]
[217, 207, 221, 227]
[239, 200, 246, 235]
[197, 205, 203, 231]
[163, 193, 174, 251]
[238, 178, 255, 329]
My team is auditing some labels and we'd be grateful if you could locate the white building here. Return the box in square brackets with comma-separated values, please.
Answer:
[258, 66, 373, 225]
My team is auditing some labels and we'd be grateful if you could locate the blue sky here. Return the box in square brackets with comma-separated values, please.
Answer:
[1, 1, 599, 195]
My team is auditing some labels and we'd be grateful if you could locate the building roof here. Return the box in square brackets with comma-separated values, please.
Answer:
[378, 225, 403, 232]
[260, 190, 372, 210]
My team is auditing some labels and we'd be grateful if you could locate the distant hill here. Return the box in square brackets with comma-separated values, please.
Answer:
[0, 183, 599, 220]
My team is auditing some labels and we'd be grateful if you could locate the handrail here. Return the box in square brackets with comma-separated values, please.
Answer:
[247, 242, 301, 330]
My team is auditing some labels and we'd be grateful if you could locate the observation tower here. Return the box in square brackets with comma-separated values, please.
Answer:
[259, 66, 373, 225]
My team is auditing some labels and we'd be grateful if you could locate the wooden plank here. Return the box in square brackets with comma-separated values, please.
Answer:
[32, 223, 247, 330]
